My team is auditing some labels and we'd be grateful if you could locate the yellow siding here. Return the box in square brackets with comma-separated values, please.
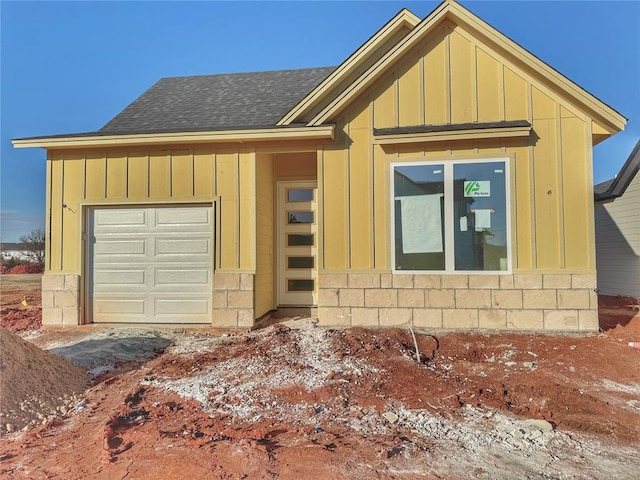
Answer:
[347, 101, 373, 268]
[531, 88, 561, 269]
[373, 79, 396, 128]
[50, 158, 63, 270]
[216, 151, 239, 270]
[239, 151, 256, 270]
[193, 150, 214, 197]
[423, 33, 448, 125]
[85, 155, 106, 200]
[149, 151, 170, 197]
[61, 156, 83, 271]
[503, 67, 528, 121]
[321, 146, 349, 269]
[255, 153, 274, 317]
[398, 57, 422, 126]
[171, 150, 193, 197]
[127, 154, 148, 198]
[449, 30, 474, 123]
[511, 144, 533, 269]
[106, 154, 126, 199]
[372, 144, 389, 268]
[560, 111, 590, 268]
[476, 48, 502, 122]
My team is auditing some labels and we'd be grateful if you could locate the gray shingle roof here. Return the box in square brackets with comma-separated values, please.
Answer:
[99, 67, 336, 135]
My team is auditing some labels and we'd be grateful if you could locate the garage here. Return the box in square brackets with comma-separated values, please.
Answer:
[87, 204, 213, 324]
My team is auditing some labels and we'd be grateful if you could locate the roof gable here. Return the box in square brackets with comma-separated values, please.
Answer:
[277, 9, 420, 126]
[306, 0, 626, 134]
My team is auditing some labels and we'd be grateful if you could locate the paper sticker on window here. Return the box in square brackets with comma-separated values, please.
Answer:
[464, 181, 491, 197]
[474, 209, 492, 229]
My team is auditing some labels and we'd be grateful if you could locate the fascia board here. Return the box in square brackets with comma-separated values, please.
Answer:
[12, 126, 335, 149]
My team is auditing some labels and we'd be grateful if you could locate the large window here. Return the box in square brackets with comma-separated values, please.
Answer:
[392, 159, 510, 273]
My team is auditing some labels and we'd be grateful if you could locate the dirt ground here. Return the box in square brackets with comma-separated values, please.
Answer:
[1, 274, 639, 479]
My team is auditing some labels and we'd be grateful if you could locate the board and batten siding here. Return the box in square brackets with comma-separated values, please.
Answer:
[319, 22, 593, 273]
[255, 153, 275, 317]
[595, 173, 640, 297]
[47, 147, 256, 275]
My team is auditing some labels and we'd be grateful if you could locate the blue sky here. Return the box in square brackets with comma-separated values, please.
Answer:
[1, 0, 638, 242]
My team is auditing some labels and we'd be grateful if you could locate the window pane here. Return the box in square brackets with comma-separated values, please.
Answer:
[453, 161, 508, 271]
[287, 189, 314, 202]
[287, 211, 314, 224]
[288, 256, 314, 269]
[288, 279, 314, 291]
[288, 234, 314, 246]
[393, 164, 445, 271]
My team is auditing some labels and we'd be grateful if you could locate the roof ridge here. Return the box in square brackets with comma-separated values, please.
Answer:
[158, 66, 337, 81]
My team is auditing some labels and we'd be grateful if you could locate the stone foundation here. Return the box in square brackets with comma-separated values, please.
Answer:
[42, 273, 80, 326]
[317, 272, 598, 331]
[212, 272, 255, 327]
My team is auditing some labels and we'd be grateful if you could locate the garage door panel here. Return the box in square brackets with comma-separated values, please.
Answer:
[155, 238, 211, 255]
[94, 269, 146, 286]
[95, 298, 146, 315]
[90, 204, 213, 324]
[155, 298, 210, 315]
[94, 239, 147, 256]
[155, 268, 210, 286]
[94, 209, 147, 228]
[156, 207, 210, 226]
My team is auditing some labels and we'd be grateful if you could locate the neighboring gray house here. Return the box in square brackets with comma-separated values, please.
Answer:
[594, 140, 640, 298]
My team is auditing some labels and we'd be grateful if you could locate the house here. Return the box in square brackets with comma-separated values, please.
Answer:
[13, 0, 626, 331]
[0, 243, 31, 262]
[594, 140, 640, 298]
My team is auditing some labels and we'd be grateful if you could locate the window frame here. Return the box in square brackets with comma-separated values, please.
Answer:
[390, 157, 512, 275]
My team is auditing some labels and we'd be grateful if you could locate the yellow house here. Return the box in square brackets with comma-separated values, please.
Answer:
[14, 1, 626, 331]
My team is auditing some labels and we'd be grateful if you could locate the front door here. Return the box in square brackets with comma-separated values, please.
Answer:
[277, 181, 318, 306]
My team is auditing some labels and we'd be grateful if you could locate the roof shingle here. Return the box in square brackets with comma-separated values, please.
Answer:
[99, 67, 336, 135]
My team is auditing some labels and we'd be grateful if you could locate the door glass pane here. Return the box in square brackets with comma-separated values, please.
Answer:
[287, 256, 314, 269]
[288, 211, 314, 224]
[288, 234, 314, 246]
[393, 164, 445, 271]
[287, 189, 314, 202]
[288, 279, 314, 291]
[453, 161, 508, 271]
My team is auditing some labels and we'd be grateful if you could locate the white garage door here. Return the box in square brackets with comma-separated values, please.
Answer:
[88, 204, 213, 324]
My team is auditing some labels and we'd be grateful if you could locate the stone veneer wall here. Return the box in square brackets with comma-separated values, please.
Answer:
[317, 272, 598, 331]
[212, 272, 255, 327]
[42, 274, 80, 326]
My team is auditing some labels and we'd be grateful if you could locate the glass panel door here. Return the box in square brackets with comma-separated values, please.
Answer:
[278, 181, 317, 305]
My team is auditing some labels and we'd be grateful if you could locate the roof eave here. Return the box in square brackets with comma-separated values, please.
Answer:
[595, 139, 640, 200]
[12, 125, 335, 150]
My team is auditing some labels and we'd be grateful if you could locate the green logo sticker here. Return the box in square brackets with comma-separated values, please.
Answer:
[464, 181, 490, 197]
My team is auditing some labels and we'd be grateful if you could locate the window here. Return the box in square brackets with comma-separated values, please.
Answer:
[392, 159, 510, 273]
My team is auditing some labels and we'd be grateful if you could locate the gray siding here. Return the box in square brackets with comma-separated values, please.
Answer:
[595, 173, 640, 297]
